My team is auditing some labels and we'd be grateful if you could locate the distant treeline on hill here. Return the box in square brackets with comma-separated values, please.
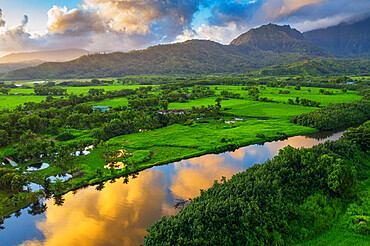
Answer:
[290, 100, 370, 130]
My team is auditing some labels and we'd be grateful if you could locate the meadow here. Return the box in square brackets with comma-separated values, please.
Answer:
[0, 79, 362, 110]
[0, 77, 366, 218]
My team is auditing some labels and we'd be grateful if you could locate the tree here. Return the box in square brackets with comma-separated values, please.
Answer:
[215, 97, 222, 108]
[159, 100, 169, 110]
[0, 87, 11, 95]
[0, 130, 9, 146]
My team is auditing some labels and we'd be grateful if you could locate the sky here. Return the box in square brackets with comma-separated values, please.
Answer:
[0, 0, 369, 56]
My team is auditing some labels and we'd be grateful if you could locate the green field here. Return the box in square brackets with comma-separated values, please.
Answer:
[0, 79, 366, 219]
[0, 84, 147, 109]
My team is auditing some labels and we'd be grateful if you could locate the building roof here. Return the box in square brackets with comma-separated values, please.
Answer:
[157, 109, 189, 114]
[93, 106, 110, 109]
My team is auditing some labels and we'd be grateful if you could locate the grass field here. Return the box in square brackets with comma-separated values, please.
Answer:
[0, 83, 361, 110]
[209, 85, 361, 106]
[0, 81, 365, 219]
[0, 84, 148, 109]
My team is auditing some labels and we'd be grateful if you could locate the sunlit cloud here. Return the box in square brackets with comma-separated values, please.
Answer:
[20, 171, 171, 246]
[0, 9, 6, 28]
[47, 6, 106, 35]
[0, 0, 369, 55]
[170, 155, 239, 198]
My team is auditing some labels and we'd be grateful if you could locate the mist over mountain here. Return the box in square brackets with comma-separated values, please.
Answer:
[304, 17, 370, 58]
[0, 49, 89, 63]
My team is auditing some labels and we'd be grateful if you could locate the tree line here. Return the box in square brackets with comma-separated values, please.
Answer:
[290, 100, 370, 130]
[144, 122, 369, 245]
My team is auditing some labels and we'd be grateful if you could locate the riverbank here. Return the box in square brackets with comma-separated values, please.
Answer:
[52, 118, 316, 193]
[144, 122, 370, 245]
[1, 118, 315, 218]
[0, 125, 354, 245]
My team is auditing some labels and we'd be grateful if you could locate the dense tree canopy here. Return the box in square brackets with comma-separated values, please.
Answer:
[144, 125, 369, 245]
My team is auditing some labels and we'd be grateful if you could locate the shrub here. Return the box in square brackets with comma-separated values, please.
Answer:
[55, 132, 76, 141]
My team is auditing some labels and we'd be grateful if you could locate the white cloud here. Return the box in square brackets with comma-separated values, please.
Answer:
[47, 6, 106, 35]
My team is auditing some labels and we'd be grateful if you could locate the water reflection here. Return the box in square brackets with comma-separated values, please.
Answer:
[1, 130, 344, 246]
[21, 171, 175, 246]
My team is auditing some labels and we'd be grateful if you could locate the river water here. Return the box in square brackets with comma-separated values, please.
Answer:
[0, 130, 344, 246]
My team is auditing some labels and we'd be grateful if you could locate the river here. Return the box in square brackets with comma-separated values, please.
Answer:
[0, 130, 344, 246]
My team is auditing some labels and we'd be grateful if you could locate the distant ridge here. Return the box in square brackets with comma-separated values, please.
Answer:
[1, 39, 312, 80]
[230, 23, 333, 57]
[3, 22, 369, 80]
[0, 49, 90, 63]
[304, 17, 370, 58]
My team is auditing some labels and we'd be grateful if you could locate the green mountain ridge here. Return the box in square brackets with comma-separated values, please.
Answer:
[304, 17, 370, 58]
[2, 21, 369, 80]
[1, 39, 310, 80]
[254, 59, 370, 76]
[230, 23, 334, 57]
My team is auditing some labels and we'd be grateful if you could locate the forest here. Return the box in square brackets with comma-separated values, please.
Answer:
[144, 121, 370, 245]
[0, 75, 368, 242]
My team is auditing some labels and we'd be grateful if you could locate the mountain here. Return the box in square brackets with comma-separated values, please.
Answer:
[4, 22, 369, 80]
[0, 60, 44, 74]
[2, 40, 310, 80]
[304, 17, 370, 58]
[230, 23, 333, 57]
[253, 59, 370, 76]
[0, 49, 90, 63]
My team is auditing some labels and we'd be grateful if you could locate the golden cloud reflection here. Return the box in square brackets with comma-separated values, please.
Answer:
[229, 148, 246, 160]
[170, 155, 240, 198]
[21, 170, 175, 246]
[262, 134, 339, 156]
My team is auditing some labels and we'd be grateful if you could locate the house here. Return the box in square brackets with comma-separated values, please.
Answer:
[346, 81, 355, 85]
[92, 106, 111, 112]
[157, 109, 189, 114]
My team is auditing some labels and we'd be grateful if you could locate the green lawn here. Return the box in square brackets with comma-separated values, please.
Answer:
[0, 84, 151, 109]
[209, 85, 362, 106]
[170, 97, 316, 119]
[86, 97, 128, 108]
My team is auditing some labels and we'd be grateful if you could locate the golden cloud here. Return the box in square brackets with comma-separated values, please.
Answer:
[47, 6, 106, 35]
[21, 170, 171, 246]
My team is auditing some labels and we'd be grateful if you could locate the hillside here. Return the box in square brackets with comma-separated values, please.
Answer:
[3, 22, 370, 80]
[304, 17, 370, 58]
[1, 40, 309, 80]
[0, 60, 43, 74]
[230, 24, 333, 57]
[254, 59, 370, 76]
[0, 49, 89, 63]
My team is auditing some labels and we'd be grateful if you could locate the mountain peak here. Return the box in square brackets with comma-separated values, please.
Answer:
[230, 23, 331, 57]
[304, 17, 370, 58]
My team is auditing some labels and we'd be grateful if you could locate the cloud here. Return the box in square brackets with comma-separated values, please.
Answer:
[0, 0, 205, 54]
[83, 0, 202, 40]
[176, 23, 241, 44]
[21, 170, 170, 246]
[47, 5, 106, 35]
[0, 14, 41, 53]
[0, 9, 6, 28]
[0, 0, 369, 55]
[176, 0, 370, 42]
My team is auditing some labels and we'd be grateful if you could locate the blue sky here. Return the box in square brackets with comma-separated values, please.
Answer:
[0, 0, 368, 54]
